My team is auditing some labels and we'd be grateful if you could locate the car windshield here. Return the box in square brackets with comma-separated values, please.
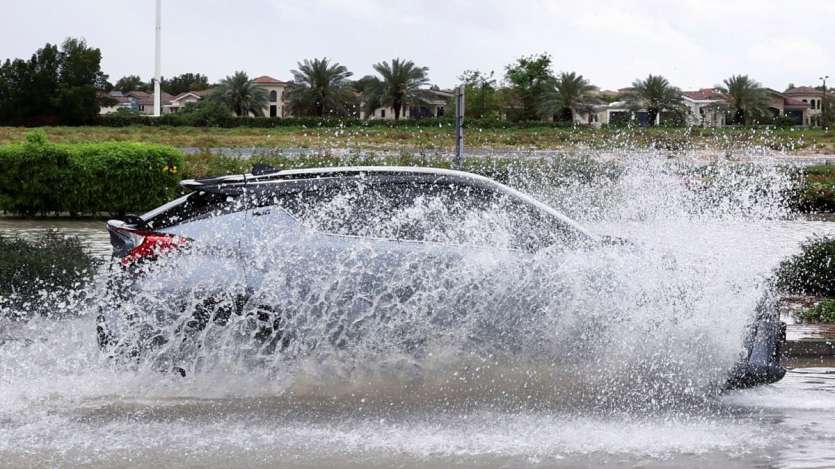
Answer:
[276, 178, 585, 252]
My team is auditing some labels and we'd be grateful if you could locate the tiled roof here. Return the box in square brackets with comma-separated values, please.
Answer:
[172, 91, 203, 102]
[253, 75, 288, 85]
[784, 97, 811, 108]
[785, 86, 823, 97]
[126, 90, 174, 105]
[682, 88, 724, 101]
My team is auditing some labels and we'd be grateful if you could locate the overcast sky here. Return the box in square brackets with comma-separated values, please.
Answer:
[2, 0, 834, 91]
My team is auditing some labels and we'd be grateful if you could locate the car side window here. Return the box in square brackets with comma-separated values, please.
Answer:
[272, 179, 582, 252]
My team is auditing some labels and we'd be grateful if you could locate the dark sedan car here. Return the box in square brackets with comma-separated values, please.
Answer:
[98, 166, 785, 388]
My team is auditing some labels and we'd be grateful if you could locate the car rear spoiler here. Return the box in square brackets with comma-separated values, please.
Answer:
[180, 164, 283, 194]
[180, 177, 247, 195]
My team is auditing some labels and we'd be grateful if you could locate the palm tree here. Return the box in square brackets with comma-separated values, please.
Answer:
[288, 57, 354, 117]
[626, 74, 683, 126]
[353, 75, 383, 118]
[719, 75, 770, 125]
[213, 71, 268, 117]
[371, 58, 430, 120]
[542, 71, 596, 122]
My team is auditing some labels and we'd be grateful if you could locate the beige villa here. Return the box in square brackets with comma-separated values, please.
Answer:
[252, 75, 290, 118]
[681, 88, 726, 127]
[784, 86, 825, 126]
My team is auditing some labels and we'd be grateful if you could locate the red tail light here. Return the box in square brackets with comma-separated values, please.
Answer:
[121, 233, 189, 265]
[107, 220, 189, 266]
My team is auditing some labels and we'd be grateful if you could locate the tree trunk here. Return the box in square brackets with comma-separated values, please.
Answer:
[393, 100, 401, 121]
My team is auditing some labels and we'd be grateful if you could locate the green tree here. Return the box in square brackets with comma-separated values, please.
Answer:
[179, 98, 233, 125]
[370, 58, 430, 120]
[114, 75, 148, 92]
[458, 69, 498, 119]
[163, 73, 210, 95]
[719, 75, 770, 125]
[213, 71, 268, 117]
[352, 75, 382, 118]
[288, 57, 354, 117]
[114, 75, 146, 92]
[0, 38, 105, 124]
[504, 53, 555, 121]
[0, 59, 31, 122]
[57, 38, 108, 124]
[25, 44, 62, 118]
[625, 74, 683, 126]
[542, 71, 596, 123]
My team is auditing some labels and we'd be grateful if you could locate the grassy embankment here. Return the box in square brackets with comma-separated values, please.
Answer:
[1, 125, 835, 153]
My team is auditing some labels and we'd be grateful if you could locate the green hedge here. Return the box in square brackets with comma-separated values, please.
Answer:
[798, 299, 835, 323]
[773, 236, 835, 297]
[797, 164, 835, 212]
[0, 132, 183, 216]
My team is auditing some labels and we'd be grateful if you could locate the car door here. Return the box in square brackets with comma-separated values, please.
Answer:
[236, 178, 490, 349]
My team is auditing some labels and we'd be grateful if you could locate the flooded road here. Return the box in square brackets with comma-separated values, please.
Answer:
[1, 317, 834, 468]
[0, 218, 111, 258]
[2, 156, 835, 468]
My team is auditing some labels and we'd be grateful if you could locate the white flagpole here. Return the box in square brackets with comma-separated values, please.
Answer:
[153, 0, 162, 117]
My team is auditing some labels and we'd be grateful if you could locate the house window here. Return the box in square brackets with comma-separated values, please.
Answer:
[269, 90, 277, 102]
[810, 99, 815, 109]
[380, 109, 385, 118]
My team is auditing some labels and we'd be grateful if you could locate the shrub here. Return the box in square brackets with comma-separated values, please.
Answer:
[797, 164, 835, 212]
[0, 132, 184, 215]
[773, 236, 835, 296]
[772, 116, 801, 128]
[0, 232, 97, 319]
[798, 299, 835, 323]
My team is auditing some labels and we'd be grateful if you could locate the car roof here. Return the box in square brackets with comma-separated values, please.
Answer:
[179, 166, 596, 240]
[180, 166, 495, 190]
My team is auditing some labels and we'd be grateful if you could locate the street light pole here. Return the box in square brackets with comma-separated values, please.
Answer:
[824, 77, 828, 129]
[453, 85, 464, 170]
[153, 0, 162, 117]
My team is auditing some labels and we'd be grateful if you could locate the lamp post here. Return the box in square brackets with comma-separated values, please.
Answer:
[821, 75, 829, 129]
[153, 0, 162, 117]
[453, 85, 465, 169]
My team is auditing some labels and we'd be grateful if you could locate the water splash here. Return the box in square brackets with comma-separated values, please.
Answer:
[1, 152, 830, 465]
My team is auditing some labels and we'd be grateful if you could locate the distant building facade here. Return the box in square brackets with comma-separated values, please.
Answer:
[784, 86, 824, 126]
[252, 75, 290, 118]
[764, 89, 811, 125]
[682, 88, 726, 127]
[363, 89, 453, 120]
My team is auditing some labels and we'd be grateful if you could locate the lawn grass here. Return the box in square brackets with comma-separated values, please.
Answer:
[1, 125, 834, 153]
